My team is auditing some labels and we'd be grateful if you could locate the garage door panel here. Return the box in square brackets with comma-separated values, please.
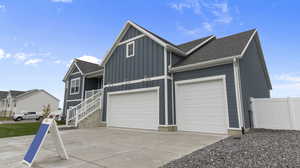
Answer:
[176, 78, 228, 134]
[107, 89, 159, 130]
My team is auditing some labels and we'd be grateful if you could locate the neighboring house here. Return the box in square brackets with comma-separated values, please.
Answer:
[64, 21, 271, 134]
[0, 90, 59, 117]
[62, 59, 103, 117]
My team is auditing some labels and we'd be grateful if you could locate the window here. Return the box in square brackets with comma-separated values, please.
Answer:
[70, 78, 80, 95]
[126, 41, 135, 57]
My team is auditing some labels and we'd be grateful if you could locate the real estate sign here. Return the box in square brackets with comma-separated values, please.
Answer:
[22, 118, 68, 167]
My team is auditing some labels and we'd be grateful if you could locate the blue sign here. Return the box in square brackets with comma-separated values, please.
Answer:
[22, 118, 68, 167]
[23, 124, 50, 164]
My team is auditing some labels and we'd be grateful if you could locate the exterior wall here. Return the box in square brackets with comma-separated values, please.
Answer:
[120, 26, 142, 42]
[102, 80, 167, 125]
[173, 64, 239, 128]
[104, 36, 165, 85]
[15, 91, 59, 114]
[239, 38, 271, 128]
[64, 100, 81, 114]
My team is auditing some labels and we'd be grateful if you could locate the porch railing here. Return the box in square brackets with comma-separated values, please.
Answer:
[85, 89, 102, 100]
[66, 90, 102, 127]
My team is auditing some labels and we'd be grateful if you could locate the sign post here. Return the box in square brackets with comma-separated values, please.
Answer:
[22, 118, 68, 167]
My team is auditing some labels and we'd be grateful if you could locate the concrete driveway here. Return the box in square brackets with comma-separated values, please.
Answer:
[0, 127, 227, 168]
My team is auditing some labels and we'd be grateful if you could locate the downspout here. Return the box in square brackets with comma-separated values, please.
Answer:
[233, 57, 245, 132]
[164, 48, 169, 125]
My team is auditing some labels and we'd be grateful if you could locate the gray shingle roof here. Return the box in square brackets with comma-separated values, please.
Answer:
[75, 59, 103, 74]
[0, 91, 8, 99]
[175, 29, 256, 67]
[9, 90, 27, 97]
[176, 35, 215, 53]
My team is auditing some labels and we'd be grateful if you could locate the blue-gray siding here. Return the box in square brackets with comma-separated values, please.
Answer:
[173, 64, 239, 128]
[121, 26, 142, 42]
[239, 37, 270, 128]
[102, 80, 168, 125]
[105, 36, 165, 85]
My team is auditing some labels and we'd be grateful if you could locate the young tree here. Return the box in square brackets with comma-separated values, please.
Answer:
[42, 104, 51, 119]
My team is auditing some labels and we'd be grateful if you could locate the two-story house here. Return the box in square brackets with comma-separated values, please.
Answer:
[0, 90, 59, 117]
[64, 21, 271, 134]
[62, 58, 103, 117]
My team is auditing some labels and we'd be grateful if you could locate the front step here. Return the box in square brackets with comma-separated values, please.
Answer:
[58, 125, 78, 131]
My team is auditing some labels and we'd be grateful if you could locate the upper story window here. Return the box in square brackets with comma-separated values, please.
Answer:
[126, 41, 135, 58]
[70, 78, 80, 95]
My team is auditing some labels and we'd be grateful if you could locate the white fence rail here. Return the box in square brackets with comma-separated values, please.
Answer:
[251, 97, 300, 130]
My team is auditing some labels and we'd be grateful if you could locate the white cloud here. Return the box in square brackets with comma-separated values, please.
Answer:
[177, 25, 202, 36]
[271, 73, 300, 97]
[77, 55, 102, 64]
[51, 0, 72, 3]
[202, 22, 213, 32]
[0, 5, 6, 12]
[54, 60, 62, 64]
[170, 0, 233, 35]
[13, 52, 32, 61]
[0, 49, 5, 59]
[24, 59, 43, 65]
[275, 73, 300, 82]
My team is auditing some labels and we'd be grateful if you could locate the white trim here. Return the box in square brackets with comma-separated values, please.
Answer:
[164, 48, 169, 125]
[170, 56, 236, 73]
[101, 21, 186, 66]
[70, 77, 81, 95]
[85, 69, 104, 76]
[66, 99, 82, 102]
[186, 35, 216, 55]
[70, 72, 81, 75]
[233, 58, 244, 128]
[126, 41, 135, 58]
[106, 87, 160, 129]
[62, 60, 83, 81]
[81, 76, 85, 99]
[239, 30, 257, 58]
[170, 53, 175, 125]
[175, 75, 231, 132]
[118, 34, 145, 46]
[104, 75, 167, 88]
[74, 62, 83, 75]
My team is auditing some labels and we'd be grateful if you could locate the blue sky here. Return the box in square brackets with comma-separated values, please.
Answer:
[0, 0, 299, 106]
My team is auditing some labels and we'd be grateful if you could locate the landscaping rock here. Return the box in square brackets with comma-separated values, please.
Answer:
[161, 129, 300, 168]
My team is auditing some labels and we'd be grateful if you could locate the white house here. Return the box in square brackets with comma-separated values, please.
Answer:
[0, 90, 59, 117]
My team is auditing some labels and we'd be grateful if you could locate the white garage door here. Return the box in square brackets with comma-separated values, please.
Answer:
[176, 77, 229, 134]
[107, 88, 159, 130]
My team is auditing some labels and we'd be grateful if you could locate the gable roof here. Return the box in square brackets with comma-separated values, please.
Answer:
[174, 29, 257, 67]
[0, 91, 8, 99]
[176, 35, 216, 54]
[16, 89, 60, 102]
[101, 21, 190, 66]
[63, 59, 103, 81]
[9, 90, 27, 97]
[75, 59, 103, 74]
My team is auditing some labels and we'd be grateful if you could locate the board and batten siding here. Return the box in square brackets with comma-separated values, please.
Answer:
[102, 80, 169, 125]
[104, 36, 165, 85]
[173, 64, 239, 128]
[120, 26, 142, 42]
[239, 37, 271, 128]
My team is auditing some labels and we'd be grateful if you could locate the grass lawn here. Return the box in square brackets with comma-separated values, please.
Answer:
[0, 122, 41, 138]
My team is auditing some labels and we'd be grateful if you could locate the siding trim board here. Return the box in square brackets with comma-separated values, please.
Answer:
[104, 75, 167, 88]
[233, 58, 244, 128]
[164, 47, 169, 125]
[118, 34, 145, 46]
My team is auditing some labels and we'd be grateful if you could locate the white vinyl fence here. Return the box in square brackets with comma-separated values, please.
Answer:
[251, 97, 300, 130]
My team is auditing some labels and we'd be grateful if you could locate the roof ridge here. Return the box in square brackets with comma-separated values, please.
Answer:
[177, 35, 215, 46]
[216, 29, 256, 40]
[75, 58, 102, 66]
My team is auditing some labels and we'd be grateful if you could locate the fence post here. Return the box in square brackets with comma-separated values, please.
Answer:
[75, 108, 78, 127]
[249, 97, 255, 128]
[287, 97, 295, 130]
